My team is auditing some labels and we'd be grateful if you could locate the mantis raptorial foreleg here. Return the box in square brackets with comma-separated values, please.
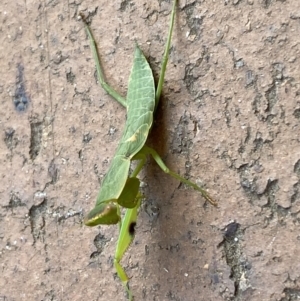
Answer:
[114, 194, 142, 301]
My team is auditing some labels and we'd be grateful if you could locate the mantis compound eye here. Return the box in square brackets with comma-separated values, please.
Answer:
[84, 201, 120, 226]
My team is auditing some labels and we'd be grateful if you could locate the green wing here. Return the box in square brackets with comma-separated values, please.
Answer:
[96, 45, 155, 205]
[117, 45, 155, 157]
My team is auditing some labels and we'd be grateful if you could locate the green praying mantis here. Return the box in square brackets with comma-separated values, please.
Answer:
[81, 0, 217, 299]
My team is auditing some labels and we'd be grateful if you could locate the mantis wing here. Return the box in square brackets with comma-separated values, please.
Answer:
[116, 46, 155, 157]
[94, 46, 155, 207]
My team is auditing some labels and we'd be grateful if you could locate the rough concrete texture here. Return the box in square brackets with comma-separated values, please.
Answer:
[1, 0, 300, 300]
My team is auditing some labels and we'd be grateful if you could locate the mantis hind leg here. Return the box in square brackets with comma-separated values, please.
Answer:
[81, 16, 127, 108]
[140, 145, 217, 206]
[155, 0, 177, 109]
